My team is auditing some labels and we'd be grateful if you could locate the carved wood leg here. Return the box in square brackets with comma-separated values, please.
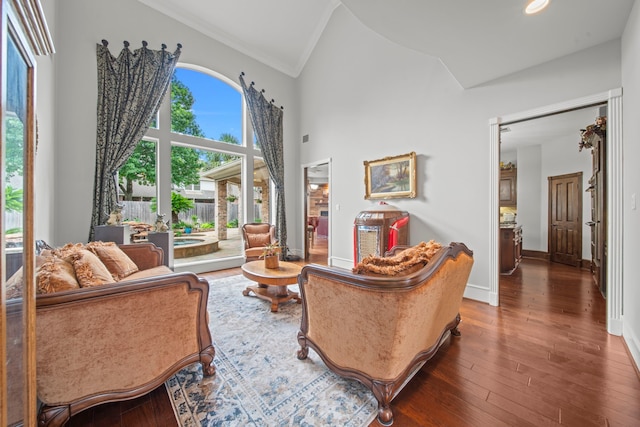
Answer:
[200, 345, 216, 376]
[371, 381, 394, 426]
[451, 313, 462, 337]
[38, 404, 70, 427]
[297, 331, 309, 360]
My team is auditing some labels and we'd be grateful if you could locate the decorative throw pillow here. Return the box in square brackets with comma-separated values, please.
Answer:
[5, 268, 24, 299]
[352, 240, 443, 276]
[85, 241, 139, 280]
[50, 242, 86, 261]
[36, 256, 80, 294]
[247, 233, 272, 248]
[69, 249, 116, 287]
[6, 255, 54, 298]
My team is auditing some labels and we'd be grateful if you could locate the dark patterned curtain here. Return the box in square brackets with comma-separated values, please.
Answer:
[89, 40, 180, 240]
[239, 73, 288, 258]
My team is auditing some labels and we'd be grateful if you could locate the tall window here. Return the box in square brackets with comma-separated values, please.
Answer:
[118, 66, 268, 271]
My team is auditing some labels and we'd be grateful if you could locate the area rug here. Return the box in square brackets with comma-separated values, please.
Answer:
[165, 274, 377, 426]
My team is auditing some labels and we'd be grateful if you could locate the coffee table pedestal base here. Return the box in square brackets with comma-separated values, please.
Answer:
[242, 285, 301, 312]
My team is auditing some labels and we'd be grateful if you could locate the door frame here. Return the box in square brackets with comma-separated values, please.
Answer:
[301, 158, 332, 263]
[489, 88, 622, 336]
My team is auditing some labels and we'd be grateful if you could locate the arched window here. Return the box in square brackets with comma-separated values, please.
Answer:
[119, 66, 270, 272]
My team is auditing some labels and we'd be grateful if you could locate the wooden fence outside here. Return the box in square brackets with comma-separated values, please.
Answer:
[4, 201, 260, 231]
[122, 201, 217, 225]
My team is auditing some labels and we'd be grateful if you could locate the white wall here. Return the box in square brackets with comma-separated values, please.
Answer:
[298, 5, 622, 300]
[34, 0, 57, 243]
[538, 134, 593, 258]
[51, 0, 299, 247]
[516, 145, 542, 251]
[621, 0, 640, 371]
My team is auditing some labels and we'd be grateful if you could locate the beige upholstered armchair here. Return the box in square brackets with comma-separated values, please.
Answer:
[296, 242, 474, 426]
[242, 223, 276, 261]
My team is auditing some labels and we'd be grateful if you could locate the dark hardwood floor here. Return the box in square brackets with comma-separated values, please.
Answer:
[68, 250, 640, 426]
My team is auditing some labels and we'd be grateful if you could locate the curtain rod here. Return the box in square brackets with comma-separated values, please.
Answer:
[240, 71, 284, 110]
[101, 39, 182, 50]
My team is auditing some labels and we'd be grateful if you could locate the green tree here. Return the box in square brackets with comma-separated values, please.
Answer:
[118, 140, 156, 200]
[171, 145, 203, 187]
[5, 115, 24, 179]
[201, 133, 239, 170]
[118, 76, 205, 199]
[150, 191, 194, 224]
[171, 76, 205, 137]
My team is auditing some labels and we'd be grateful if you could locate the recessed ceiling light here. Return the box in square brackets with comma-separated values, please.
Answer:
[525, 0, 549, 15]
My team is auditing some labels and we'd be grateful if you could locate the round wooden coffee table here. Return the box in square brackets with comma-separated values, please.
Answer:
[241, 260, 302, 312]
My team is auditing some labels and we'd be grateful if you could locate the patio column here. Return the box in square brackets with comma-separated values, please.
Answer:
[217, 180, 228, 240]
[260, 182, 269, 224]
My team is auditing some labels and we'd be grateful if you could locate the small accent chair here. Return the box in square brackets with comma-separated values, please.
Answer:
[242, 223, 277, 261]
[296, 242, 474, 426]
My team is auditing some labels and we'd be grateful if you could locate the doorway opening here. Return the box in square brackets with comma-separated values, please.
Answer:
[303, 161, 330, 264]
[491, 88, 623, 335]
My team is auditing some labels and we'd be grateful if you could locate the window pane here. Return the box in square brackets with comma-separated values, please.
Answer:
[253, 158, 270, 224]
[5, 33, 26, 251]
[173, 146, 243, 267]
[5, 30, 28, 425]
[117, 140, 157, 241]
[171, 68, 242, 145]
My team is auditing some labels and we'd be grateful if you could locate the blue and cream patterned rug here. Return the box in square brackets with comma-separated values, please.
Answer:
[165, 274, 377, 426]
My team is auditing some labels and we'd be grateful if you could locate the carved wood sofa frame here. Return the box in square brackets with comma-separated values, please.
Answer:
[296, 242, 474, 425]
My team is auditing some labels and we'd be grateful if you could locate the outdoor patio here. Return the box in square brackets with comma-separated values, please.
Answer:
[173, 227, 244, 267]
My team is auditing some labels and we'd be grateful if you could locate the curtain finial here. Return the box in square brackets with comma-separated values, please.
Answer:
[123, 41, 130, 48]
[101, 39, 108, 47]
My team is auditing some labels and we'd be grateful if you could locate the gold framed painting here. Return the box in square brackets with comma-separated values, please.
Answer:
[364, 151, 416, 199]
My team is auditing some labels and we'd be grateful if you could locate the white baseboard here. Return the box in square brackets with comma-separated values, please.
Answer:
[330, 256, 352, 270]
[623, 320, 640, 373]
[463, 283, 490, 303]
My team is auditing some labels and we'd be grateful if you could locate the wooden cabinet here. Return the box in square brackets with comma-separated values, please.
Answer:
[500, 226, 522, 274]
[499, 168, 517, 207]
[587, 127, 607, 296]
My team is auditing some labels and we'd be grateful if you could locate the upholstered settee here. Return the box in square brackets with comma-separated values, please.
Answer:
[296, 242, 473, 426]
[6, 242, 215, 427]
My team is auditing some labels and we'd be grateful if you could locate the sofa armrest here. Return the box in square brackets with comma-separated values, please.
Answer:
[35, 271, 214, 424]
[118, 242, 164, 270]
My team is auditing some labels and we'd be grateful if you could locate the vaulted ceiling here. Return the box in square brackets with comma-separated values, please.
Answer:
[139, 0, 634, 88]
